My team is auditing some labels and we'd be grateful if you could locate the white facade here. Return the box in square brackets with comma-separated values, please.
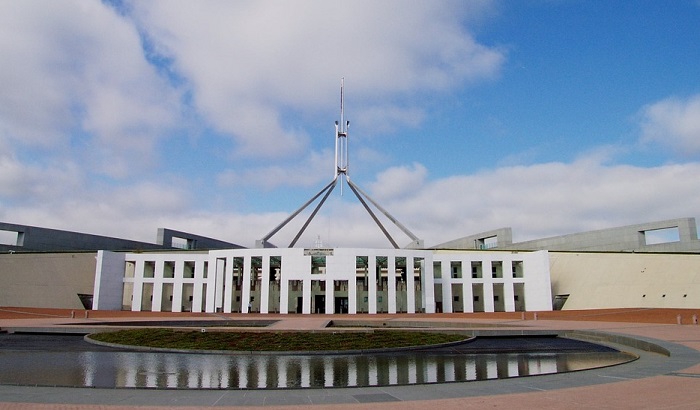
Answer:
[93, 248, 552, 314]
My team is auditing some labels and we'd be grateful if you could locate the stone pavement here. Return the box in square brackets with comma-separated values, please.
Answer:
[1, 307, 700, 409]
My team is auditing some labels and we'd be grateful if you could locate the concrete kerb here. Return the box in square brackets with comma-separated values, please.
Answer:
[562, 330, 671, 356]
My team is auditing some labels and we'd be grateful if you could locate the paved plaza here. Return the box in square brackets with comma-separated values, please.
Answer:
[1, 308, 700, 409]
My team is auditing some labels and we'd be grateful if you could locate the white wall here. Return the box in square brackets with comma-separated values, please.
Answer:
[93, 250, 126, 310]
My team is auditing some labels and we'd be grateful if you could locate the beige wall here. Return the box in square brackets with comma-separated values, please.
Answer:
[0, 252, 97, 309]
[550, 252, 700, 310]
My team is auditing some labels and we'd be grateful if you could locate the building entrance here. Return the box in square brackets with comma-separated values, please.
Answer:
[314, 295, 325, 313]
[335, 297, 348, 313]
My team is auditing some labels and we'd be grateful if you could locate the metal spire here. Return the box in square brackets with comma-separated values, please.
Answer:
[257, 80, 423, 249]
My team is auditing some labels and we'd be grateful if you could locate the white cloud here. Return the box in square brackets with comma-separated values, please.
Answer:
[217, 149, 333, 190]
[127, 0, 504, 158]
[0, 1, 180, 177]
[367, 157, 700, 247]
[369, 163, 428, 200]
[0, 150, 83, 204]
[640, 94, 700, 156]
[3, 156, 699, 249]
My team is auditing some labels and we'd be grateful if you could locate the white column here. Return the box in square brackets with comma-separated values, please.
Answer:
[406, 257, 416, 314]
[325, 279, 333, 315]
[441, 261, 452, 313]
[504, 281, 515, 312]
[483, 282, 495, 312]
[280, 277, 289, 314]
[260, 255, 270, 314]
[172, 260, 184, 312]
[348, 277, 357, 314]
[241, 255, 252, 313]
[302, 278, 311, 314]
[151, 260, 164, 312]
[192, 259, 205, 313]
[368, 255, 377, 314]
[131, 259, 144, 311]
[422, 258, 436, 313]
[388, 256, 397, 313]
[214, 258, 225, 312]
[223, 257, 234, 313]
[205, 257, 217, 312]
[462, 279, 474, 313]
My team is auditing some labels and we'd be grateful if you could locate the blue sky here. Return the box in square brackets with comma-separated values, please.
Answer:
[1, 0, 700, 248]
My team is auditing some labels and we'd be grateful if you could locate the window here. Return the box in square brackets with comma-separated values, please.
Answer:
[0, 229, 21, 246]
[642, 227, 680, 245]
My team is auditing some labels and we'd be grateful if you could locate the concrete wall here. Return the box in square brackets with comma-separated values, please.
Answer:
[435, 218, 700, 253]
[156, 228, 243, 250]
[550, 252, 700, 309]
[433, 228, 513, 250]
[0, 222, 167, 252]
[505, 218, 700, 252]
[0, 252, 97, 309]
[0, 222, 241, 252]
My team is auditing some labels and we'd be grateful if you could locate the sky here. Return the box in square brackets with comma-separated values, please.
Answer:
[1, 0, 700, 249]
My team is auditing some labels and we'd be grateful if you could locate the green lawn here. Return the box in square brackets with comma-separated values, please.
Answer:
[89, 329, 467, 351]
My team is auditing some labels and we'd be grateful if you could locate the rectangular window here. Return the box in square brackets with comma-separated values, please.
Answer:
[144, 261, 155, 278]
[0, 229, 20, 246]
[433, 261, 442, 278]
[164, 261, 175, 278]
[642, 227, 680, 245]
[471, 262, 482, 279]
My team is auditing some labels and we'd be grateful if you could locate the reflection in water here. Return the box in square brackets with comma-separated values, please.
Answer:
[22, 350, 635, 389]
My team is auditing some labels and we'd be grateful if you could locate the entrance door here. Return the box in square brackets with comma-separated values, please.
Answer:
[334, 297, 348, 314]
[296, 296, 303, 313]
[314, 295, 325, 313]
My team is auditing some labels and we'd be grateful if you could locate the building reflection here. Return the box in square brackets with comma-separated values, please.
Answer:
[73, 351, 631, 389]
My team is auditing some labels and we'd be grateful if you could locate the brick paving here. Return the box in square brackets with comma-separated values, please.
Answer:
[1, 307, 700, 409]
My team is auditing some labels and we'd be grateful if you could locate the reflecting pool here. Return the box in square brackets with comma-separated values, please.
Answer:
[0, 334, 635, 389]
